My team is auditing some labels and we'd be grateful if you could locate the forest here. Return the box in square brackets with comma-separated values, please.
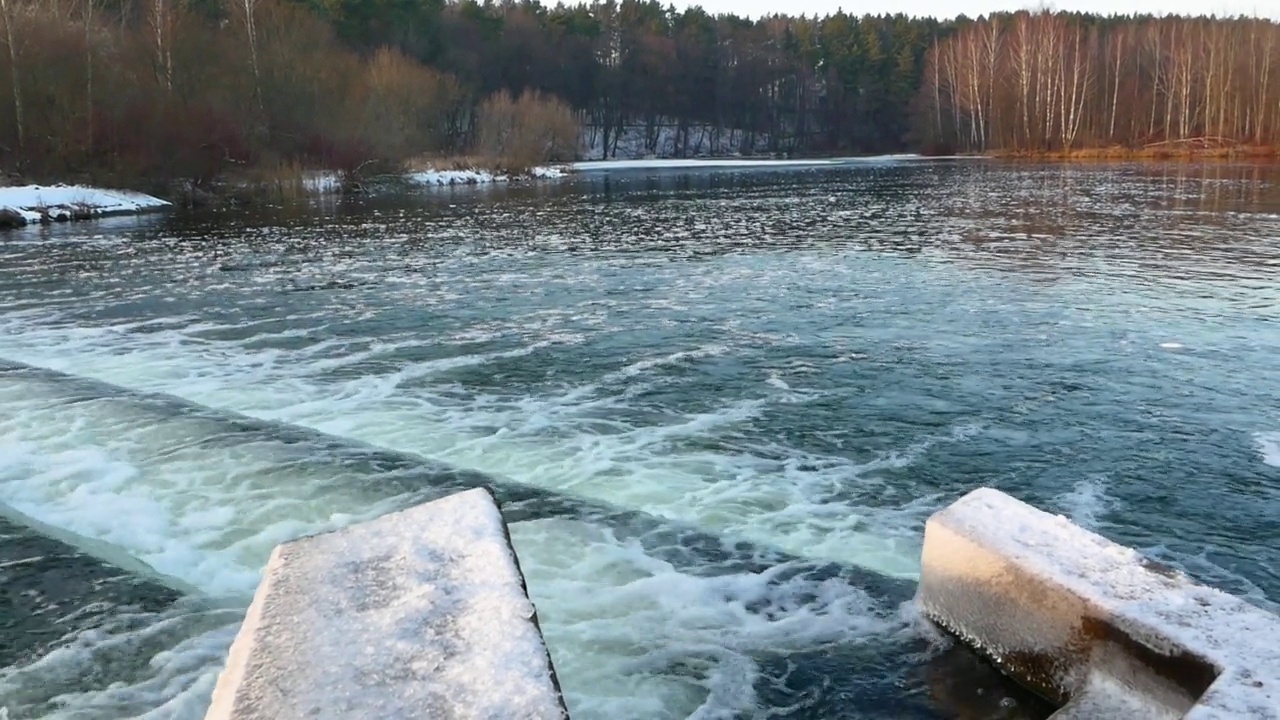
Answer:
[921, 14, 1280, 154]
[0, 0, 1277, 186]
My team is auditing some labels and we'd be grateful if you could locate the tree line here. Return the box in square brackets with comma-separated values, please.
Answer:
[921, 12, 1280, 154]
[0, 0, 1277, 186]
[418, 2, 937, 157]
[0, 0, 581, 184]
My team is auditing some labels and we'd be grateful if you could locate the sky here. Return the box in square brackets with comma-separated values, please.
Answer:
[676, 0, 1280, 20]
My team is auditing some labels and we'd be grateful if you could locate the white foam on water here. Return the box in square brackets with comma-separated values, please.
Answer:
[0, 603, 242, 720]
[1257, 432, 1280, 468]
[0, 373, 905, 719]
[0, 317, 951, 580]
[602, 345, 729, 382]
[0, 497, 197, 594]
[0, 379, 413, 598]
[1159, 342, 1185, 349]
[765, 373, 790, 390]
[1055, 476, 1117, 530]
[511, 517, 899, 719]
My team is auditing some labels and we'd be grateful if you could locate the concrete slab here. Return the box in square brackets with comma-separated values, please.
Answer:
[205, 487, 568, 720]
[915, 487, 1280, 719]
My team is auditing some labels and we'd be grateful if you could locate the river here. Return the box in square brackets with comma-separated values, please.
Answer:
[1, 159, 1278, 718]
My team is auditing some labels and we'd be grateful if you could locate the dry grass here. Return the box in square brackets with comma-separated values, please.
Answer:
[405, 154, 502, 173]
[475, 90, 579, 173]
[232, 159, 310, 199]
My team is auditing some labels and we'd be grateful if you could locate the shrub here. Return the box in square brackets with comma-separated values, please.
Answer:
[475, 89, 578, 173]
[353, 47, 463, 169]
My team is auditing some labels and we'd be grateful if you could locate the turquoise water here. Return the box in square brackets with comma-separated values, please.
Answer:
[0, 160, 1277, 718]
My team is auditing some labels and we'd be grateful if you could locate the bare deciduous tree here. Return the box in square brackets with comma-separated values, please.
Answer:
[923, 12, 1280, 154]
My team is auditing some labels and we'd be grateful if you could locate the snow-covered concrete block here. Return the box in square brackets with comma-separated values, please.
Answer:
[205, 487, 568, 720]
[916, 488, 1280, 719]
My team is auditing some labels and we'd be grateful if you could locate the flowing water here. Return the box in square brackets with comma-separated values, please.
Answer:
[1, 159, 1278, 718]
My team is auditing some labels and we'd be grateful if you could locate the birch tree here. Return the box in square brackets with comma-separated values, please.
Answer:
[83, 0, 97, 147]
[927, 11, 1280, 153]
[148, 0, 173, 90]
[238, 0, 263, 113]
[0, 0, 23, 149]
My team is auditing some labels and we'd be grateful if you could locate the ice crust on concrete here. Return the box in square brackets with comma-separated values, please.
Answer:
[205, 487, 567, 720]
[916, 487, 1280, 719]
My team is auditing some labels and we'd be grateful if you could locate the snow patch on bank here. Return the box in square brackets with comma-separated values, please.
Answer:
[409, 166, 569, 187]
[410, 169, 507, 186]
[0, 184, 170, 227]
[530, 166, 569, 179]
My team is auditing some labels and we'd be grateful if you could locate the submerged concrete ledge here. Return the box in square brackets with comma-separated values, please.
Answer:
[205, 487, 568, 720]
[916, 488, 1280, 719]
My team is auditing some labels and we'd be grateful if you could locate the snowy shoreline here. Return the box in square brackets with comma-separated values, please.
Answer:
[0, 155, 940, 221]
[401, 154, 934, 188]
[0, 185, 171, 229]
[407, 166, 569, 187]
[289, 167, 571, 195]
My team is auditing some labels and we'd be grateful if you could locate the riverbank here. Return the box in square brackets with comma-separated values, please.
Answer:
[1, 153, 937, 218]
[0, 185, 171, 229]
[15, 150, 1207, 225]
[0, 164, 576, 225]
[220, 165, 573, 200]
